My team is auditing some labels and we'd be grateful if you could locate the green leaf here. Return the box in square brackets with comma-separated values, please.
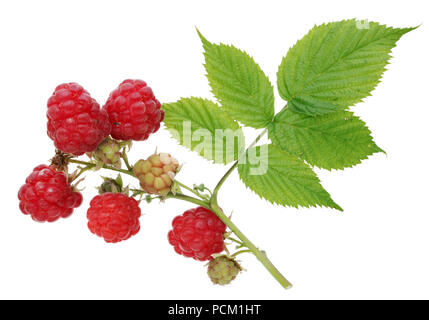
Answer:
[268, 108, 383, 170]
[238, 144, 342, 210]
[197, 29, 275, 128]
[162, 97, 245, 164]
[277, 19, 415, 115]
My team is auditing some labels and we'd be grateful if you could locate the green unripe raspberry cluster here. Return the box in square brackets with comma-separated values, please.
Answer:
[133, 153, 179, 196]
[89, 137, 122, 169]
[207, 255, 241, 285]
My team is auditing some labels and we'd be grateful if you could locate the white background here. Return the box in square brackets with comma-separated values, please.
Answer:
[0, 0, 427, 300]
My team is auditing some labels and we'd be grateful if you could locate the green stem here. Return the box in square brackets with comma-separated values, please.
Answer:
[203, 187, 213, 197]
[121, 152, 132, 171]
[231, 249, 252, 257]
[209, 127, 292, 289]
[70, 165, 92, 183]
[247, 128, 268, 150]
[166, 193, 210, 208]
[228, 237, 244, 247]
[69, 159, 135, 177]
[212, 162, 238, 200]
[130, 188, 145, 194]
[212, 128, 268, 200]
[174, 180, 206, 200]
[210, 202, 292, 289]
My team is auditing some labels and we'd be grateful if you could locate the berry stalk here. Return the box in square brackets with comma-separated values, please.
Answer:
[69, 159, 135, 177]
[207, 128, 292, 289]
[209, 202, 292, 289]
[212, 128, 267, 200]
[165, 193, 209, 208]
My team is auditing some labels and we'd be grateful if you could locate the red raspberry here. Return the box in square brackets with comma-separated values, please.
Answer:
[168, 207, 226, 261]
[87, 193, 141, 243]
[103, 79, 164, 141]
[47, 83, 111, 156]
[18, 165, 83, 222]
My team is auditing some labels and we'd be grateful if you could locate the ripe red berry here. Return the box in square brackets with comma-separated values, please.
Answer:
[47, 83, 111, 156]
[18, 165, 83, 222]
[103, 79, 164, 141]
[168, 207, 226, 261]
[87, 193, 141, 243]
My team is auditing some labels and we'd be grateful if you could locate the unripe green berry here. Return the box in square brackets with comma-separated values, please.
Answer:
[89, 137, 122, 169]
[133, 153, 179, 196]
[97, 175, 124, 194]
[98, 180, 120, 194]
[207, 255, 241, 285]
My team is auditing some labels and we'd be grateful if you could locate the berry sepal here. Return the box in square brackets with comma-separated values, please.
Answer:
[50, 149, 74, 172]
[97, 174, 130, 196]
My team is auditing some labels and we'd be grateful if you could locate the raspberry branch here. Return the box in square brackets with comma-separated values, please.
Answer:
[65, 126, 293, 289]
[67, 154, 292, 288]
[19, 22, 415, 289]
[24, 79, 293, 288]
[68, 158, 210, 208]
[206, 128, 293, 288]
[21, 79, 292, 287]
